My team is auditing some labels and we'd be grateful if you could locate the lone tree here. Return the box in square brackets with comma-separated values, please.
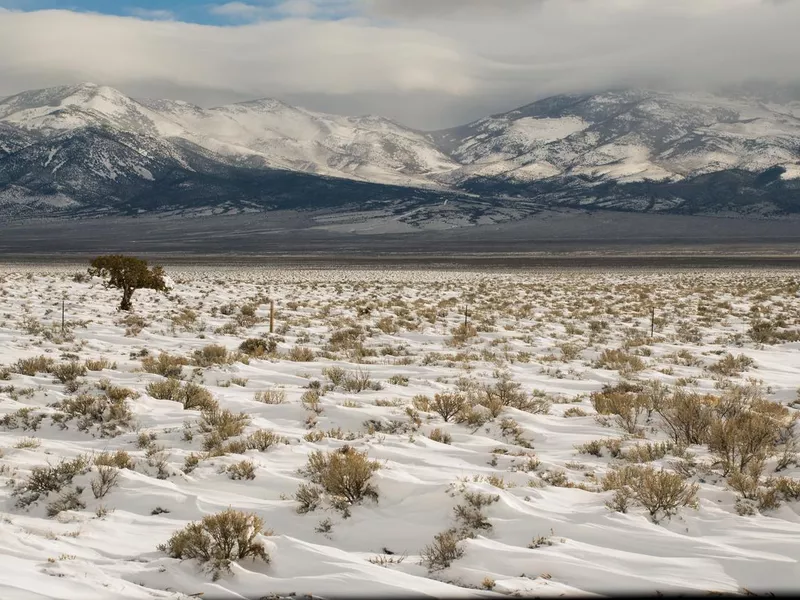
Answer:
[88, 255, 168, 311]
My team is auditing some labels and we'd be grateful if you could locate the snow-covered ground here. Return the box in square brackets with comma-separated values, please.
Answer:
[1, 265, 799, 599]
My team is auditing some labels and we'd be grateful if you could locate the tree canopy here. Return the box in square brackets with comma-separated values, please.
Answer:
[88, 255, 168, 311]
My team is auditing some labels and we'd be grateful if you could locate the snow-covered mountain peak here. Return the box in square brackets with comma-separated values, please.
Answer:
[1, 83, 799, 218]
[0, 82, 186, 137]
[220, 97, 293, 113]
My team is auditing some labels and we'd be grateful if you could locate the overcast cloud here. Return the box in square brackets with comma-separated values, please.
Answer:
[0, 0, 798, 129]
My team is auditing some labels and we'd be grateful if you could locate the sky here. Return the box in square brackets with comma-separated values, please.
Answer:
[0, 0, 798, 130]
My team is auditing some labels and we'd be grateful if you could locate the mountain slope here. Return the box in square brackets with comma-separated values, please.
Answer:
[431, 90, 800, 185]
[1, 83, 799, 221]
[139, 96, 457, 187]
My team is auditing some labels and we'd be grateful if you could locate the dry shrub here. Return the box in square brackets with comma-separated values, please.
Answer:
[301, 389, 324, 413]
[656, 389, 718, 445]
[147, 380, 218, 412]
[594, 349, 645, 374]
[667, 349, 702, 367]
[254, 388, 286, 404]
[171, 308, 199, 332]
[326, 325, 366, 352]
[420, 529, 465, 571]
[227, 460, 256, 480]
[235, 304, 261, 328]
[94, 378, 135, 400]
[708, 405, 793, 475]
[748, 320, 800, 345]
[120, 314, 148, 337]
[322, 366, 347, 386]
[199, 409, 251, 451]
[287, 346, 315, 362]
[633, 468, 699, 522]
[430, 392, 468, 423]
[655, 383, 800, 476]
[159, 509, 270, 581]
[341, 368, 382, 393]
[13, 356, 56, 376]
[558, 342, 583, 361]
[13, 455, 91, 508]
[621, 442, 675, 463]
[590, 382, 648, 434]
[93, 450, 135, 470]
[193, 344, 233, 367]
[183, 453, 202, 474]
[15, 437, 41, 449]
[479, 376, 549, 416]
[453, 490, 499, 537]
[84, 358, 115, 371]
[1, 407, 45, 431]
[455, 405, 491, 429]
[376, 317, 398, 334]
[301, 446, 380, 505]
[239, 337, 277, 358]
[726, 459, 765, 501]
[576, 438, 623, 458]
[412, 394, 432, 412]
[246, 429, 285, 451]
[52, 361, 88, 383]
[295, 483, 323, 514]
[90, 465, 120, 499]
[46, 488, 86, 517]
[602, 465, 698, 523]
[387, 374, 409, 386]
[447, 323, 478, 347]
[708, 353, 755, 376]
[428, 428, 452, 444]
[564, 407, 589, 418]
[52, 392, 135, 437]
[772, 476, 800, 502]
[146, 378, 182, 400]
[141, 353, 190, 378]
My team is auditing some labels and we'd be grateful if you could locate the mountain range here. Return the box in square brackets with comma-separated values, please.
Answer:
[1, 82, 799, 224]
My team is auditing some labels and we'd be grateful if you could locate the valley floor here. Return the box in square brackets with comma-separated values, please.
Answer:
[0, 265, 799, 598]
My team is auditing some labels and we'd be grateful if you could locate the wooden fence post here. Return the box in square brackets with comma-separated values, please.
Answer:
[650, 306, 655, 339]
[270, 300, 275, 334]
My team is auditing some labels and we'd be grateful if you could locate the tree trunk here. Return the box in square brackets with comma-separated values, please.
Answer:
[120, 287, 134, 311]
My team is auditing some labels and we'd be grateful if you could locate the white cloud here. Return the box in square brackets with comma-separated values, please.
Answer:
[128, 8, 175, 21]
[209, 0, 356, 20]
[0, 0, 798, 129]
[208, 2, 267, 20]
[0, 9, 473, 96]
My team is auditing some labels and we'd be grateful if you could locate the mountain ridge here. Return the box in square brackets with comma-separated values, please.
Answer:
[1, 82, 799, 223]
